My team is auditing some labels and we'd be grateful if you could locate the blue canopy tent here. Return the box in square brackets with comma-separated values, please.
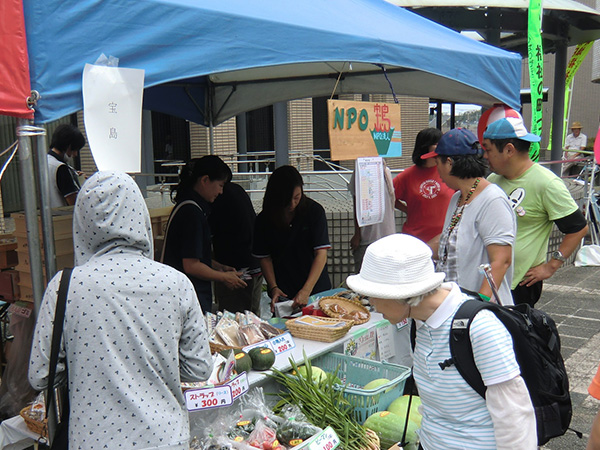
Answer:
[22, 0, 523, 126]
[15, 0, 524, 309]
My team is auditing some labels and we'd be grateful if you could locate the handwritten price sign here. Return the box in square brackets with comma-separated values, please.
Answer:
[185, 385, 232, 411]
[228, 372, 249, 400]
[270, 331, 295, 355]
[308, 427, 340, 450]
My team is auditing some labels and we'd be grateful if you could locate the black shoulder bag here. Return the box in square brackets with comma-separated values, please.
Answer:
[44, 268, 72, 449]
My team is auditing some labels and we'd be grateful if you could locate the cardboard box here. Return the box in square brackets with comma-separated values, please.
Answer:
[0, 270, 19, 302]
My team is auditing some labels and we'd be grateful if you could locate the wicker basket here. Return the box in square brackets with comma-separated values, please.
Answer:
[286, 315, 353, 342]
[318, 296, 371, 325]
[209, 341, 241, 355]
[19, 406, 47, 438]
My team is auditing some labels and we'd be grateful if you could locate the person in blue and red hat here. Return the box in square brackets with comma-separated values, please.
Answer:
[423, 128, 516, 305]
[482, 115, 588, 306]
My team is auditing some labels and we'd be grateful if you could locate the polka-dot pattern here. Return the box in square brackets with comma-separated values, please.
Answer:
[29, 171, 213, 450]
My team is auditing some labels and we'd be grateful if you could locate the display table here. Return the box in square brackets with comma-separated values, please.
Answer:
[246, 312, 412, 390]
[0, 415, 40, 449]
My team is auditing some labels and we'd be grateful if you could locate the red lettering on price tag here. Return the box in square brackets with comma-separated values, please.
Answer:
[308, 427, 340, 450]
[227, 373, 249, 400]
[185, 385, 233, 411]
[270, 332, 295, 355]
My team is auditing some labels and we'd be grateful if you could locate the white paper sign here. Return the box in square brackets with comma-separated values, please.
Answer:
[307, 426, 340, 450]
[344, 328, 377, 360]
[376, 323, 395, 361]
[269, 331, 295, 354]
[82, 64, 145, 172]
[355, 157, 385, 227]
[185, 384, 233, 411]
[228, 372, 249, 400]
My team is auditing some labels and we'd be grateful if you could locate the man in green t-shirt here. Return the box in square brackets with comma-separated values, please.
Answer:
[482, 116, 588, 306]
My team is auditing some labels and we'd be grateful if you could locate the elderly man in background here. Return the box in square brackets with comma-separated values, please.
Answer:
[563, 121, 588, 176]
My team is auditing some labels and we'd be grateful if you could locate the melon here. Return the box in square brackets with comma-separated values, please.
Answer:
[220, 349, 253, 374]
[294, 365, 327, 384]
[363, 378, 391, 391]
[388, 395, 422, 426]
[248, 347, 276, 371]
[364, 411, 419, 450]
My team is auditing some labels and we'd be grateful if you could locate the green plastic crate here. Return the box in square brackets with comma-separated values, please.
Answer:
[312, 352, 411, 423]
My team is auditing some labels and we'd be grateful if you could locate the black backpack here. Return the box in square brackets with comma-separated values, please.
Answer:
[410, 296, 572, 446]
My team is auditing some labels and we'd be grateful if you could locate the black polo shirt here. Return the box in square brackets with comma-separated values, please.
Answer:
[162, 191, 212, 312]
[208, 182, 260, 272]
[252, 197, 331, 298]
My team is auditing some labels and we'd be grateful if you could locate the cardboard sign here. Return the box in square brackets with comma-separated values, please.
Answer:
[328, 99, 401, 160]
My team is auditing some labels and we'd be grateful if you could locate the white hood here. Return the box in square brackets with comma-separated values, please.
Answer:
[73, 171, 153, 266]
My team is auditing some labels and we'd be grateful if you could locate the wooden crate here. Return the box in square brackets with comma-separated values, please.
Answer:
[149, 206, 173, 239]
[16, 252, 74, 274]
[0, 270, 19, 301]
[14, 233, 73, 255]
[0, 239, 18, 270]
[17, 285, 33, 302]
[12, 210, 74, 239]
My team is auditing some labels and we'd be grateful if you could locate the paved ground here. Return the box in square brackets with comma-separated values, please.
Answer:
[538, 264, 600, 449]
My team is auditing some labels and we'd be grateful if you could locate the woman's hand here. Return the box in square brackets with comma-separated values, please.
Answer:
[269, 286, 287, 312]
[220, 271, 247, 290]
[293, 288, 311, 309]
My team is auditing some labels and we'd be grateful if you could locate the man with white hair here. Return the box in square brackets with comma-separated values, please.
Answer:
[347, 234, 536, 450]
[482, 115, 588, 306]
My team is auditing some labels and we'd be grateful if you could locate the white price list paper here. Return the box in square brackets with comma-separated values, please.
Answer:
[82, 64, 144, 172]
[355, 157, 385, 227]
[376, 323, 395, 361]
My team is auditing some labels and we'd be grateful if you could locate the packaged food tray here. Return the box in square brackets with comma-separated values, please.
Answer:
[312, 352, 411, 423]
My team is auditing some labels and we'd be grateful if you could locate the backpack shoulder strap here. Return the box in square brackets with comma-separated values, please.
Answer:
[159, 200, 202, 263]
[410, 287, 481, 353]
[410, 319, 416, 352]
[448, 299, 499, 398]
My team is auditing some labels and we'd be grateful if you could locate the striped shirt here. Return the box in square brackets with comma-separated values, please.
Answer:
[413, 283, 520, 450]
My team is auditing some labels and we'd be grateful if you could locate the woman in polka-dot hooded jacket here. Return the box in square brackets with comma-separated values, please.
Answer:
[29, 171, 213, 449]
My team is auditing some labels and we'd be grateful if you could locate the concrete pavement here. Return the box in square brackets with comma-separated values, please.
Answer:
[538, 264, 600, 449]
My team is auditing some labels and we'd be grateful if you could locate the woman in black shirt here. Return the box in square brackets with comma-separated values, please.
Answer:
[252, 165, 331, 312]
[161, 156, 246, 313]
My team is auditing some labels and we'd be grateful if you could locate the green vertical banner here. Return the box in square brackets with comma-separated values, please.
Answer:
[563, 42, 593, 144]
[527, 0, 543, 161]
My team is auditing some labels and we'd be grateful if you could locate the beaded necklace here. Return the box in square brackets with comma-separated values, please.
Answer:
[447, 177, 480, 234]
[441, 177, 481, 263]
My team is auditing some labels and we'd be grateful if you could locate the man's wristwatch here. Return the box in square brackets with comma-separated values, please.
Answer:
[551, 250, 567, 263]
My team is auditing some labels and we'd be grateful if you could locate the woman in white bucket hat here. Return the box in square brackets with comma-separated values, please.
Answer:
[347, 234, 535, 450]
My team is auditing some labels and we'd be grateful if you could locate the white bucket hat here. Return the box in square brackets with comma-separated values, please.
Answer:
[346, 234, 445, 299]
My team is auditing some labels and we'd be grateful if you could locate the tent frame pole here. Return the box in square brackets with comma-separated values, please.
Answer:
[32, 126, 57, 279]
[550, 40, 568, 175]
[16, 119, 46, 317]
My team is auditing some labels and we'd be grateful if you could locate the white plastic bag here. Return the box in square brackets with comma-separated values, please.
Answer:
[575, 245, 600, 266]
